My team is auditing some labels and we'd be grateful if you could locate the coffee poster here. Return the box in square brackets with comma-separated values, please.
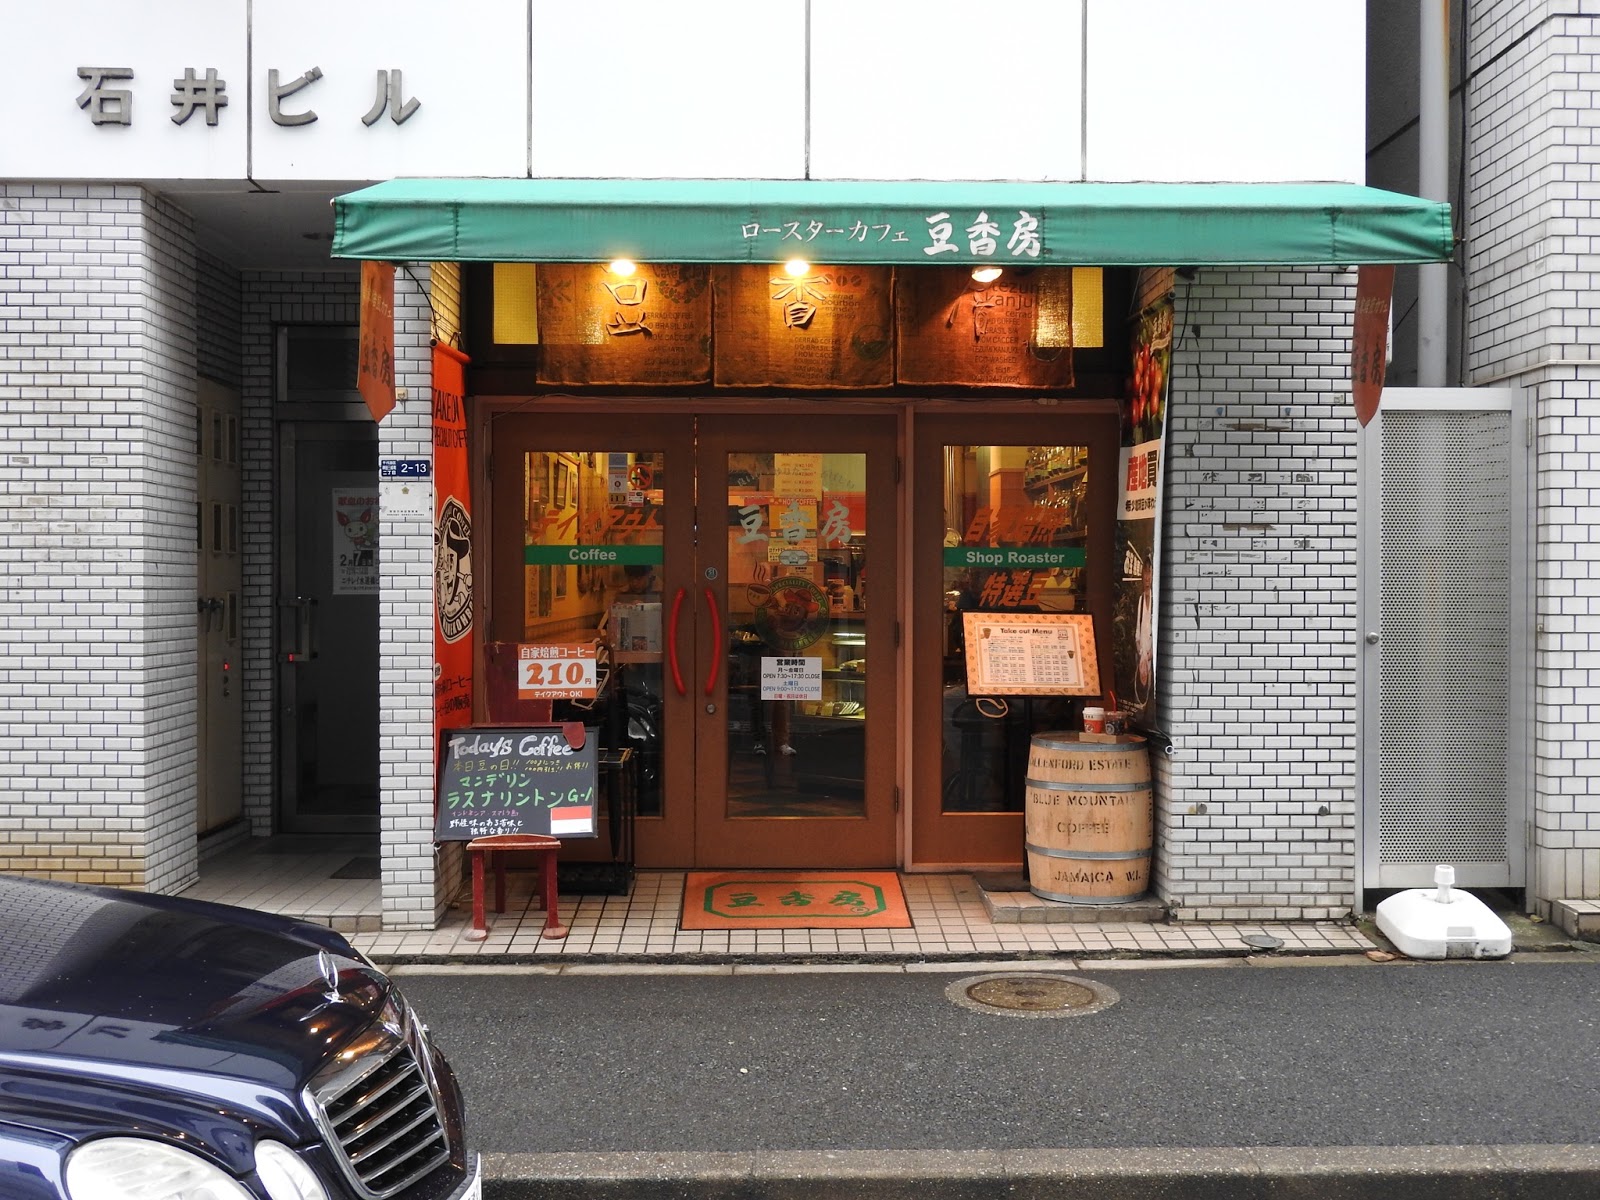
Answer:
[1112, 293, 1172, 725]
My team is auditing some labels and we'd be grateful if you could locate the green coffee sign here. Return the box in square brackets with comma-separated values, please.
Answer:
[943, 547, 1085, 569]
[525, 544, 664, 566]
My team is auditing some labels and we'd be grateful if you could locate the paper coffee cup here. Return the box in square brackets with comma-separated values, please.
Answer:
[1082, 705, 1106, 734]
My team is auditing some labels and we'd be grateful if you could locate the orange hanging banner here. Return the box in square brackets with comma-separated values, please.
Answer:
[358, 261, 397, 422]
[433, 342, 473, 744]
[1352, 264, 1394, 427]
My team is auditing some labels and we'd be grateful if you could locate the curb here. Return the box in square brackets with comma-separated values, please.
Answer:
[371, 939, 1600, 970]
[369, 944, 1374, 968]
[481, 1145, 1600, 1200]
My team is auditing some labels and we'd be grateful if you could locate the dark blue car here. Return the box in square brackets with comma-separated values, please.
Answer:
[0, 874, 478, 1200]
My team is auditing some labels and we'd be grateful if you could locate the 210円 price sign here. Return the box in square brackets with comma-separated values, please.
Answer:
[517, 642, 599, 701]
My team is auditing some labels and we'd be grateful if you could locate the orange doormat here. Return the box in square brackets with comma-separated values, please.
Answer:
[681, 871, 913, 930]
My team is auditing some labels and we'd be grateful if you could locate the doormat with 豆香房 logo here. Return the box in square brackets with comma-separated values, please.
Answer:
[680, 871, 912, 930]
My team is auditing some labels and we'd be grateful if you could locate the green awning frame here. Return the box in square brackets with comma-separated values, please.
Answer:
[331, 179, 1453, 268]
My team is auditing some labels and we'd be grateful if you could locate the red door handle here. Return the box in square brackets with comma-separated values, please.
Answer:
[667, 586, 687, 696]
[704, 587, 722, 696]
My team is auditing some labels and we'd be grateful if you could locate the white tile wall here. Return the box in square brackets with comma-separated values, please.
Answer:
[0, 182, 199, 891]
[1153, 268, 1359, 921]
[378, 263, 456, 930]
[197, 250, 241, 390]
[1468, 2, 1600, 902]
[232, 265, 453, 928]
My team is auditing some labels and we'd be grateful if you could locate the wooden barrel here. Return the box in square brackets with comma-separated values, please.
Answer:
[1024, 732, 1152, 904]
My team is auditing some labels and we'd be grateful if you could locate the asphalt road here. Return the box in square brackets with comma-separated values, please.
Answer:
[397, 958, 1600, 1155]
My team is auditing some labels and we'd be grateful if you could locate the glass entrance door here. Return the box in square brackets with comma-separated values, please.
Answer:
[694, 417, 897, 867]
[490, 412, 897, 868]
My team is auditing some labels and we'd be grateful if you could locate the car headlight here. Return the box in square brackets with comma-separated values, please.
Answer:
[65, 1137, 253, 1200]
[254, 1141, 331, 1200]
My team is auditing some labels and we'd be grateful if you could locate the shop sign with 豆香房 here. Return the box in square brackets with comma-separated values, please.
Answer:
[536, 263, 712, 387]
[895, 266, 1074, 388]
[712, 265, 892, 389]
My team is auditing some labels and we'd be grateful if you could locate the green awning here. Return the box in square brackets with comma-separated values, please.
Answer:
[331, 179, 1453, 268]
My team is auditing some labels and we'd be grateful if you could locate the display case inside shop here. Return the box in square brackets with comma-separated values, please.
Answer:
[790, 619, 866, 793]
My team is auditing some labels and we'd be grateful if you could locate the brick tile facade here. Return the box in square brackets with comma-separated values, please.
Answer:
[1468, 2, 1600, 904]
[11, 0, 1596, 925]
[1154, 268, 1360, 920]
[0, 182, 199, 892]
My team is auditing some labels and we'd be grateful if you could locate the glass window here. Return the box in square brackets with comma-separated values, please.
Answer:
[940, 443, 1088, 813]
[723, 451, 868, 820]
[521, 450, 667, 816]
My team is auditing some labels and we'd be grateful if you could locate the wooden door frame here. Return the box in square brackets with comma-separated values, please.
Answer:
[485, 410, 699, 866]
[480, 400, 901, 869]
[692, 414, 900, 868]
[907, 404, 1122, 869]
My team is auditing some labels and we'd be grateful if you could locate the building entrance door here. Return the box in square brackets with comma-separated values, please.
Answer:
[277, 421, 380, 833]
[490, 411, 897, 868]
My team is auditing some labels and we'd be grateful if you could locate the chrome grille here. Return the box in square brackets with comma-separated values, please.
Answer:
[308, 1008, 450, 1198]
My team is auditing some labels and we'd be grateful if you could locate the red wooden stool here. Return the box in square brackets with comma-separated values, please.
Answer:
[464, 834, 567, 940]
[455, 672, 589, 942]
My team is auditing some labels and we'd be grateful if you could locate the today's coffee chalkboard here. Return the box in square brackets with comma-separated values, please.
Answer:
[436, 726, 599, 841]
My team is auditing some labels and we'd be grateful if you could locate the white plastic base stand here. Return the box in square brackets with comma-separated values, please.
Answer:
[1374, 865, 1514, 959]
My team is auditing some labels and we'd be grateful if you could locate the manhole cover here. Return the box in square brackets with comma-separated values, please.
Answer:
[1241, 933, 1285, 951]
[945, 972, 1120, 1019]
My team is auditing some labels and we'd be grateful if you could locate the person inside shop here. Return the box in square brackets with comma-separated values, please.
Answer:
[615, 563, 658, 599]
[744, 563, 796, 760]
[599, 562, 664, 814]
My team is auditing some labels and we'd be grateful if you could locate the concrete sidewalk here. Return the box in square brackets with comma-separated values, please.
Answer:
[396, 951, 1600, 1200]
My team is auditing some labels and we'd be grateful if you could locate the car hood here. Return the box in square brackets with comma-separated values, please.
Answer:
[0, 875, 390, 1103]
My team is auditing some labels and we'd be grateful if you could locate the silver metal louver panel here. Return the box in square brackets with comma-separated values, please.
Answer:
[307, 1005, 451, 1198]
[1378, 409, 1510, 864]
[1360, 389, 1530, 892]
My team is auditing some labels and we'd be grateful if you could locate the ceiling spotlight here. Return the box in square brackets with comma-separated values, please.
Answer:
[608, 258, 637, 276]
[784, 258, 811, 277]
[970, 266, 1003, 284]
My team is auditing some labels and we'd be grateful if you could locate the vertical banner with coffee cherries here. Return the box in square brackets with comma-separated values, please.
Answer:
[433, 342, 473, 744]
[358, 261, 396, 422]
[1112, 295, 1173, 726]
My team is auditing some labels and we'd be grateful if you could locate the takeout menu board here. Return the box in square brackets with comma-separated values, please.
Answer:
[962, 612, 1100, 696]
[436, 726, 599, 841]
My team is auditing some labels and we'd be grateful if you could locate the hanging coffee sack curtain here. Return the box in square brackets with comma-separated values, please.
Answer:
[894, 265, 1074, 389]
[711, 265, 894, 389]
[535, 263, 712, 386]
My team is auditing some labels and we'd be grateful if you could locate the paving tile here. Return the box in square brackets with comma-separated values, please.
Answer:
[186, 848, 1390, 964]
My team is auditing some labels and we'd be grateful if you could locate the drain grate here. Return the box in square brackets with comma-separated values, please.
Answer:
[945, 972, 1120, 1019]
